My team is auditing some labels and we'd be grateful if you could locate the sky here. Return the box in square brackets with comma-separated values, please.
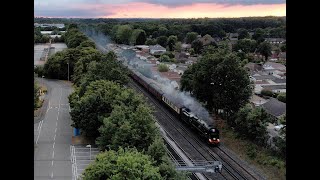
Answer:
[34, 0, 286, 18]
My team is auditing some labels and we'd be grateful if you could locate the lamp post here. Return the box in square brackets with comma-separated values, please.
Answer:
[86, 144, 91, 160]
[41, 75, 45, 86]
[67, 62, 69, 81]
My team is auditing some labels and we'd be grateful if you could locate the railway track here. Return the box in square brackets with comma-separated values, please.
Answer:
[83, 37, 264, 179]
[128, 79, 263, 180]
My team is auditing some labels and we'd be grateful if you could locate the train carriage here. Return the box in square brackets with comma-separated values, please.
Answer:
[128, 66, 220, 146]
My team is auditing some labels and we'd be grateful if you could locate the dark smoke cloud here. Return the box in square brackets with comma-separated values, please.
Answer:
[84, 28, 213, 123]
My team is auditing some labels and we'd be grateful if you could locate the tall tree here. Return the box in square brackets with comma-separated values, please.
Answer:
[234, 105, 270, 145]
[237, 28, 250, 40]
[156, 36, 168, 47]
[130, 29, 146, 45]
[186, 32, 198, 43]
[96, 104, 157, 151]
[116, 25, 133, 44]
[167, 35, 178, 51]
[82, 148, 162, 180]
[258, 41, 272, 61]
[180, 49, 252, 116]
[233, 39, 257, 53]
[191, 39, 203, 54]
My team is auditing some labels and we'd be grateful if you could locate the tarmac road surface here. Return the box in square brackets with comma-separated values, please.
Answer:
[34, 79, 73, 180]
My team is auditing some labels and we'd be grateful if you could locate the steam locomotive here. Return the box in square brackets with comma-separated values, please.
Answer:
[128, 66, 220, 146]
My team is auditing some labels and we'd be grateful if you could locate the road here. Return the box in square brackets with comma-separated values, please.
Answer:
[34, 78, 73, 179]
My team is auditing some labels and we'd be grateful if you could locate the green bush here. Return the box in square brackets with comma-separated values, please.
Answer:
[246, 144, 257, 159]
[261, 89, 274, 97]
[277, 93, 286, 103]
[159, 54, 171, 62]
[158, 64, 169, 72]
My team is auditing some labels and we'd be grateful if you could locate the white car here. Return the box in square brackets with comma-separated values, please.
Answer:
[274, 124, 285, 131]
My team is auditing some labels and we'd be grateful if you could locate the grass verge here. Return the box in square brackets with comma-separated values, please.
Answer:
[216, 118, 286, 180]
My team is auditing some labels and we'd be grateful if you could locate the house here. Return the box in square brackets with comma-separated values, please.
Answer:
[199, 35, 216, 46]
[263, 62, 286, 71]
[135, 45, 150, 53]
[261, 85, 286, 93]
[149, 44, 166, 55]
[250, 95, 268, 107]
[227, 33, 239, 41]
[244, 63, 262, 74]
[181, 43, 192, 51]
[261, 98, 286, 123]
[278, 52, 286, 61]
[265, 38, 285, 44]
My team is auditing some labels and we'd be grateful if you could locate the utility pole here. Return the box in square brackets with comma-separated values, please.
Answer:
[67, 62, 69, 81]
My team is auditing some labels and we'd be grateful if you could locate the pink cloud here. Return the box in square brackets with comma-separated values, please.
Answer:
[70, 2, 285, 18]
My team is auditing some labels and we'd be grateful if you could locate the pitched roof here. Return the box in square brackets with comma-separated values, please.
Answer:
[261, 85, 286, 90]
[278, 52, 286, 58]
[272, 78, 286, 84]
[150, 44, 166, 51]
[244, 63, 262, 72]
[263, 62, 286, 71]
[261, 98, 286, 117]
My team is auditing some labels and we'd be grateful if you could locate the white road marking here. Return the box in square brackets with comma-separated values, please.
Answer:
[55, 127, 57, 133]
[54, 134, 56, 141]
[51, 160, 53, 166]
[35, 120, 44, 145]
[52, 150, 55, 159]
[51, 172, 53, 178]
[53, 142, 55, 149]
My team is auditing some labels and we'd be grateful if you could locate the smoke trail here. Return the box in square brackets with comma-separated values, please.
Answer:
[82, 28, 213, 123]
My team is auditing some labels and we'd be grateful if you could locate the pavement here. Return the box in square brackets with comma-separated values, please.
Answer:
[34, 78, 74, 180]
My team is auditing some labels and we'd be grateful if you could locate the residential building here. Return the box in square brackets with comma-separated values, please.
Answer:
[261, 98, 286, 123]
[149, 44, 166, 55]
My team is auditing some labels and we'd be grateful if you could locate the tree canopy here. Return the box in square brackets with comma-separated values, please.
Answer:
[82, 148, 162, 180]
[180, 48, 252, 116]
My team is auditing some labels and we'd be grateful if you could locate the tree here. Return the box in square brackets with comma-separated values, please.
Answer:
[157, 36, 168, 47]
[34, 83, 40, 109]
[234, 105, 270, 145]
[258, 41, 272, 61]
[237, 28, 250, 40]
[116, 25, 133, 44]
[83, 53, 129, 85]
[66, 32, 88, 48]
[180, 49, 252, 116]
[277, 93, 286, 103]
[280, 43, 286, 52]
[136, 30, 147, 45]
[159, 55, 171, 62]
[43, 47, 98, 80]
[130, 29, 146, 45]
[82, 148, 162, 180]
[252, 28, 265, 44]
[145, 38, 157, 45]
[167, 35, 178, 51]
[96, 104, 157, 151]
[174, 41, 182, 52]
[158, 63, 169, 72]
[233, 39, 257, 53]
[186, 32, 198, 43]
[191, 39, 203, 54]
[273, 114, 286, 158]
[69, 80, 123, 138]
[158, 26, 168, 36]
[78, 40, 96, 49]
[70, 80, 146, 139]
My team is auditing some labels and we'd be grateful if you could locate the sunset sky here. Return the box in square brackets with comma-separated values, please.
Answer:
[34, 0, 286, 18]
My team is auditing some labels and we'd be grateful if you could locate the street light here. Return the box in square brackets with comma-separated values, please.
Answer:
[86, 144, 91, 160]
[67, 62, 70, 81]
[42, 75, 45, 85]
